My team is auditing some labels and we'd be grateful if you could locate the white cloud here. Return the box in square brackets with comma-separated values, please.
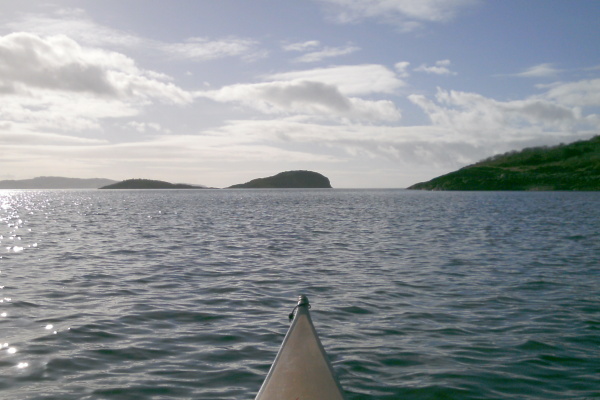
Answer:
[0, 126, 107, 145]
[282, 40, 321, 52]
[409, 86, 595, 146]
[266, 64, 405, 95]
[0, 32, 194, 142]
[543, 79, 600, 107]
[516, 63, 562, 78]
[395, 61, 411, 77]
[293, 44, 360, 63]
[415, 59, 456, 75]
[197, 80, 401, 122]
[193, 118, 494, 172]
[161, 36, 266, 62]
[5, 8, 143, 48]
[0, 32, 193, 104]
[282, 40, 360, 62]
[7, 8, 266, 62]
[316, 0, 480, 30]
[197, 64, 405, 122]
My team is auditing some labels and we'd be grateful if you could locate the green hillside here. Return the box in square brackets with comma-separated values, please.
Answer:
[408, 136, 600, 191]
[100, 179, 203, 189]
[228, 170, 332, 189]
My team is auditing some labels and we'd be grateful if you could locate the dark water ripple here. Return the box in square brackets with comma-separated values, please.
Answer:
[1, 189, 599, 399]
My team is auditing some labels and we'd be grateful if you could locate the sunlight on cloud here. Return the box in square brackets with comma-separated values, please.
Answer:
[516, 63, 562, 78]
[0, 33, 192, 104]
[197, 80, 401, 122]
[1, 91, 139, 133]
[409, 87, 597, 145]
[266, 64, 405, 95]
[0, 32, 193, 139]
[195, 118, 491, 171]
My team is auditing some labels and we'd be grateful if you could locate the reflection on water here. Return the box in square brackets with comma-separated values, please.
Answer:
[0, 189, 599, 399]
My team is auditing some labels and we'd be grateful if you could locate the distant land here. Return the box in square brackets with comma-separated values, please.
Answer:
[228, 170, 332, 189]
[0, 176, 116, 189]
[100, 179, 205, 189]
[408, 136, 600, 191]
[0, 171, 332, 190]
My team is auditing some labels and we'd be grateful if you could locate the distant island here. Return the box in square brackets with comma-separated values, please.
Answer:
[228, 170, 332, 189]
[0, 172, 332, 190]
[408, 135, 600, 191]
[0, 176, 116, 189]
[100, 179, 205, 189]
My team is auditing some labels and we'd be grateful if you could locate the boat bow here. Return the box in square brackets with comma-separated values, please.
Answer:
[255, 295, 346, 400]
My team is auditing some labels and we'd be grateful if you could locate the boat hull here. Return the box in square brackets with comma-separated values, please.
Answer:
[255, 295, 345, 400]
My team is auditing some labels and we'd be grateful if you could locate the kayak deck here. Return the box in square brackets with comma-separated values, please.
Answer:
[255, 295, 346, 400]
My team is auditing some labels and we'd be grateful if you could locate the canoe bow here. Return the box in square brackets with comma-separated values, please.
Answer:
[255, 295, 346, 400]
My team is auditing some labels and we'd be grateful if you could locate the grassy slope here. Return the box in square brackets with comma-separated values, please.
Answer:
[408, 136, 600, 190]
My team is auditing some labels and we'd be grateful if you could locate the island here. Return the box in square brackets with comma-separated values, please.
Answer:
[0, 176, 116, 189]
[100, 179, 205, 189]
[408, 135, 600, 191]
[228, 170, 332, 189]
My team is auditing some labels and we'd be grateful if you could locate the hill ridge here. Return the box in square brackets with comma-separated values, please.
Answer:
[228, 170, 332, 189]
[408, 136, 600, 191]
[100, 179, 204, 189]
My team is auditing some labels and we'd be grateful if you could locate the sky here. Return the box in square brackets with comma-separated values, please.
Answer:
[1, 0, 599, 188]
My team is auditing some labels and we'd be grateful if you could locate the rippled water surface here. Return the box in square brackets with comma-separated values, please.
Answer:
[1, 189, 599, 399]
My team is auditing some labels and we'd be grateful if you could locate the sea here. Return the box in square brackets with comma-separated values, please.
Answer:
[0, 189, 598, 400]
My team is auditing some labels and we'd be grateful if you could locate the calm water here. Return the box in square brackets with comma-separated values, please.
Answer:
[0, 189, 598, 400]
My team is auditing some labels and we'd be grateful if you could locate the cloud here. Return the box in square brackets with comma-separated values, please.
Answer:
[408, 86, 595, 147]
[516, 63, 562, 78]
[293, 44, 360, 63]
[5, 8, 143, 48]
[0, 32, 193, 104]
[395, 61, 411, 77]
[161, 36, 266, 62]
[197, 80, 401, 122]
[266, 64, 405, 95]
[415, 59, 456, 75]
[192, 118, 497, 173]
[543, 79, 600, 107]
[281, 40, 360, 62]
[315, 0, 480, 30]
[7, 8, 266, 62]
[282, 40, 321, 52]
[0, 126, 107, 145]
[0, 32, 194, 141]
[198, 63, 407, 122]
[125, 121, 166, 133]
[0, 125, 344, 186]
